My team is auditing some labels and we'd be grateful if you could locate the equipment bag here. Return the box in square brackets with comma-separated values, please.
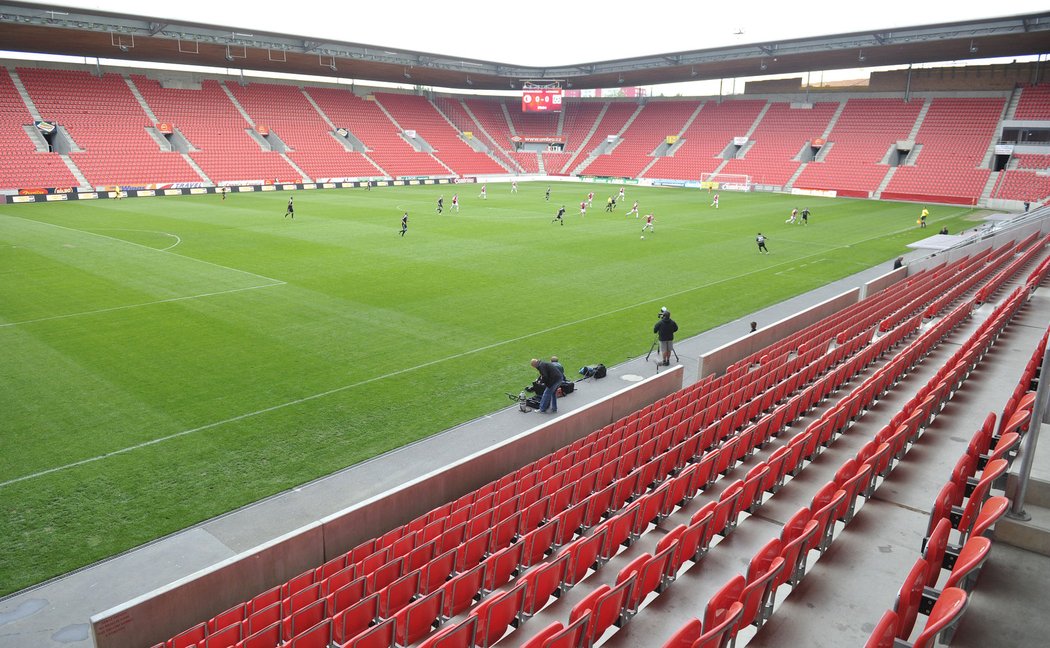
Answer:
[579, 364, 607, 379]
[558, 380, 575, 396]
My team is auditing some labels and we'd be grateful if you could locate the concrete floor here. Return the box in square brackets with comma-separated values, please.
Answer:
[1, 241, 1048, 648]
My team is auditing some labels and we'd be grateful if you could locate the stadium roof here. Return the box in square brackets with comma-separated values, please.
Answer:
[0, 1, 1049, 90]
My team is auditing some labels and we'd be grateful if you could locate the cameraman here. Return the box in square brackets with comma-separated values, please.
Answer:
[653, 307, 678, 367]
[530, 358, 565, 414]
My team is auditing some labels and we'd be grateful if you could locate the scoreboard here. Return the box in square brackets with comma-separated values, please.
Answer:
[521, 88, 563, 113]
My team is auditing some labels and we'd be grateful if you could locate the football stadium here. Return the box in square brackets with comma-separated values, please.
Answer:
[2, 2, 1050, 647]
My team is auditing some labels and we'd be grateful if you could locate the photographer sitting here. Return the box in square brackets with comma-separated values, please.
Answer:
[653, 307, 679, 367]
[530, 358, 565, 414]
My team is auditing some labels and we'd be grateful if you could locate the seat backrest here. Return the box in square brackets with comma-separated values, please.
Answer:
[289, 619, 331, 648]
[862, 610, 899, 648]
[332, 593, 377, 644]
[893, 557, 930, 640]
[395, 589, 444, 647]
[739, 556, 784, 627]
[418, 615, 477, 648]
[922, 517, 952, 588]
[544, 612, 591, 648]
[521, 553, 568, 615]
[471, 583, 526, 648]
[239, 621, 281, 648]
[703, 574, 746, 630]
[518, 621, 563, 648]
[945, 536, 991, 590]
[780, 507, 812, 543]
[970, 496, 1009, 539]
[746, 537, 784, 583]
[925, 482, 958, 537]
[659, 617, 701, 648]
[911, 587, 968, 648]
[693, 601, 744, 648]
[442, 563, 486, 618]
[348, 616, 395, 648]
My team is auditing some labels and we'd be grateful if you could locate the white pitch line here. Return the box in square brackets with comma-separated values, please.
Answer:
[0, 282, 284, 328]
[89, 228, 183, 252]
[5, 214, 284, 285]
[0, 216, 967, 487]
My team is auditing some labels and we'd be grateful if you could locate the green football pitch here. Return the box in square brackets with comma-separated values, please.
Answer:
[0, 182, 978, 595]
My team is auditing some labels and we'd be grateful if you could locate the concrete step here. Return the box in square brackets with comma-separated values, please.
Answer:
[995, 499, 1050, 556]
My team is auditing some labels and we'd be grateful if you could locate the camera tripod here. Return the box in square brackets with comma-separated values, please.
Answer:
[646, 337, 679, 366]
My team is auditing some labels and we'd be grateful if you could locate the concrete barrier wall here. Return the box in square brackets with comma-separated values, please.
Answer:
[863, 267, 907, 298]
[698, 289, 860, 378]
[91, 367, 683, 648]
[91, 524, 325, 648]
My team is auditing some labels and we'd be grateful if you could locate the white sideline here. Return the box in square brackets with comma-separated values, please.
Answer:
[0, 213, 969, 488]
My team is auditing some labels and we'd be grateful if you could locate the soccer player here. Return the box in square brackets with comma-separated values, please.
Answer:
[618, 186, 625, 202]
[756, 233, 769, 254]
[587, 191, 594, 207]
[511, 180, 518, 193]
[642, 213, 655, 233]
[436, 196, 444, 214]
[553, 205, 566, 225]
[801, 207, 809, 225]
[919, 207, 928, 228]
[221, 186, 227, 201]
[479, 184, 487, 199]
[605, 196, 614, 212]
[786, 207, 797, 224]
[579, 200, 587, 217]
[284, 195, 294, 219]
[452, 193, 459, 213]
[400, 212, 408, 236]
[545, 186, 551, 201]
[710, 193, 719, 209]
[627, 200, 640, 218]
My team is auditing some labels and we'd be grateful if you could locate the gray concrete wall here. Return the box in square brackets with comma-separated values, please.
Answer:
[863, 267, 907, 298]
[89, 367, 683, 648]
[90, 524, 325, 648]
[698, 289, 860, 378]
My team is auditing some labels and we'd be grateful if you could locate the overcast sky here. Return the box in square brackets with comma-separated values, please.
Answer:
[17, 0, 1050, 67]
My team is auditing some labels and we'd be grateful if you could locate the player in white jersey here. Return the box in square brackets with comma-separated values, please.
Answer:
[451, 193, 459, 212]
[579, 200, 588, 217]
[479, 184, 487, 199]
[626, 201, 640, 218]
[642, 213, 655, 233]
[710, 193, 719, 208]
